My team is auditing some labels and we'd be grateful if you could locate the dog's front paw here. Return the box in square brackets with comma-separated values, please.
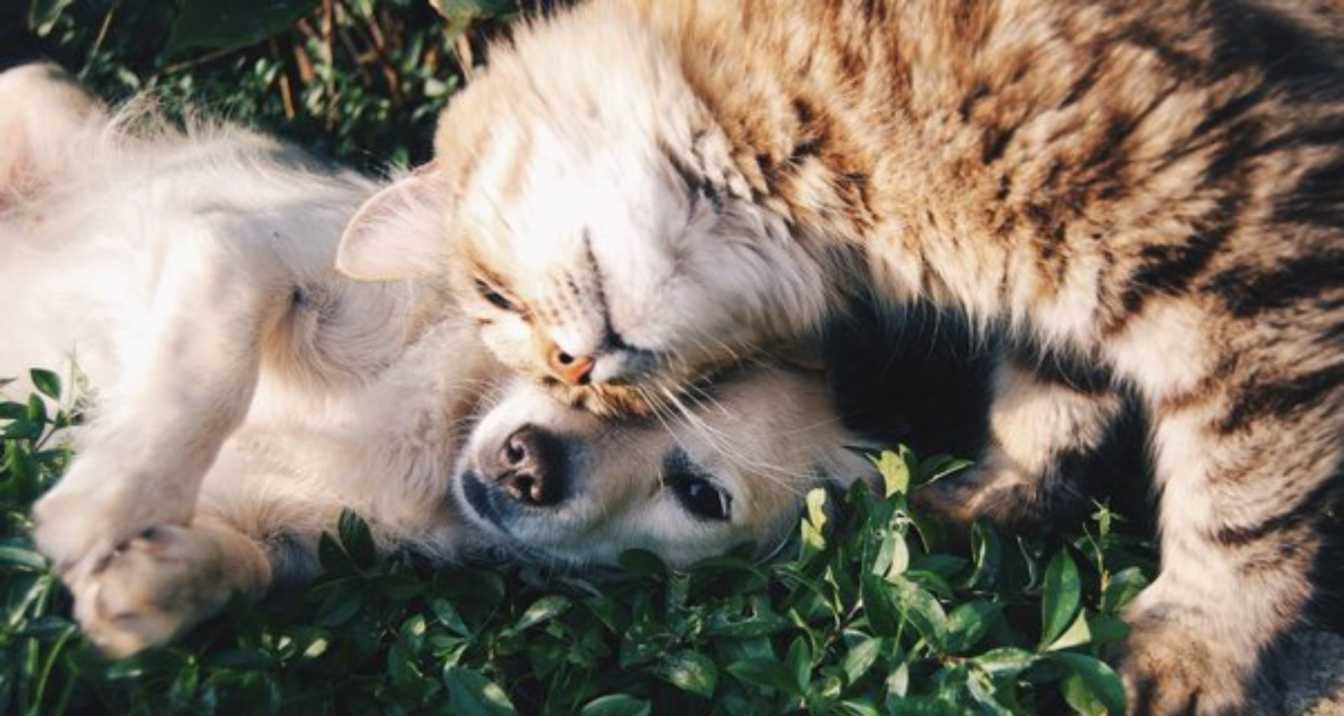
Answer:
[70, 525, 260, 658]
[31, 456, 197, 578]
[31, 488, 121, 579]
[1116, 610, 1257, 716]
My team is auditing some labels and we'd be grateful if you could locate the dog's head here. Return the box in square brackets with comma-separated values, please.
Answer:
[449, 363, 878, 569]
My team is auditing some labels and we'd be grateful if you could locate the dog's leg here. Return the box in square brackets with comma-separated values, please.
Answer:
[32, 230, 292, 579]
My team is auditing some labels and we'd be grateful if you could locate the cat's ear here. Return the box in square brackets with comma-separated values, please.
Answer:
[336, 165, 451, 281]
[0, 63, 104, 198]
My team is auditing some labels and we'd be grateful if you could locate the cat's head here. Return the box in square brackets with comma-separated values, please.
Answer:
[450, 363, 879, 569]
[336, 7, 839, 415]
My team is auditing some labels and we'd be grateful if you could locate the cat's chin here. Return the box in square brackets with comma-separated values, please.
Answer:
[538, 359, 763, 419]
[540, 381, 659, 418]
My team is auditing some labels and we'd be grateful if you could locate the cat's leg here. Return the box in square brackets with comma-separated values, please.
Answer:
[31, 230, 293, 578]
[1117, 377, 1340, 716]
[915, 349, 1124, 529]
[1101, 293, 1344, 716]
[70, 515, 271, 657]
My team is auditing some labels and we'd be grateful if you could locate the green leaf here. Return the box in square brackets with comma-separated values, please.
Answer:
[1100, 567, 1150, 614]
[871, 450, 911, 497]
[861, 573, 904, 637]
[313, 583, 363, 627]
[964, 520, 1003, 590]
[442, 666, 518, 716]
[805, 487, 828, 531]
[786, 636, 812, 692]
[207, 648, 274, 670]
[946, 601, 1000, 653]
[29, 369, 61, 400]
[431, 598, 471, 637]
[842, 637, 882, 686]
[837, 698, 883, 716]
[399, 613, 428, 652]
[917, 454, 974, 485]
[579, 694, 652, 716]
[26, 395, 47, 426]
[316, 532, 351, 572]
[726, 658, 800, 695]
[888, 574, 948, 651]
[617, 549, 666, 578]
[27, 0, 74, 35]
[0, 545, 47, 571]
[973, 647, 1039, 679]
[427, 0, 516, 36]
[164, 0, 321, 57]
[1061, 672, 1106, 716]
[1039, 550, 1081, 649]
[337, 509, 376, 568]
[965, 666, 1014, 716]
[0, 401, 26, 421]
[655, 650, 717, 698]
[1044, 610, 1092, 652]
[514, 595, 572, 632]
[1050, 652, 1126, 715]
[1086, 614, 1130, 646]
[170, 659, 200, 705]
[885, 660, 910, 699]
[872, 531, 910, 580]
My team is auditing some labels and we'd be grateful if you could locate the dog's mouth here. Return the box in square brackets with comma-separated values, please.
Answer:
[457, 470, 512, 534]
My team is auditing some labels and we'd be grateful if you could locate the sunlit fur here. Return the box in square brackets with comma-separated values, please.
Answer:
[385, 2, 1344, 712]
[0, 64, 875, 657]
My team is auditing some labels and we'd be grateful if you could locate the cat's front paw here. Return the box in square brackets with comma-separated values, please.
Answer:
[70, 525, 257, 658]
[912, 461, 1048, 529]
[1115, 610, 1256, 716]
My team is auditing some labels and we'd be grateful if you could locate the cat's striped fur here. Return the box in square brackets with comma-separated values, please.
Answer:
[335, 1, 1344, 712]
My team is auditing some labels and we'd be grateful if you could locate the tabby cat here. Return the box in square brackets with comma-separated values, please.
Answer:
[337, 1, 1344, 712]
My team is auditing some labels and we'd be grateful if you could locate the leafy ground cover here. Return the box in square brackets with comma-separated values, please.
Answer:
[1, 371, 1157, 714]
[3, 3, 1158, 713]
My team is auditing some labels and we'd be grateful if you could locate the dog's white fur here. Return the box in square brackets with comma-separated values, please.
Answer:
[0, 64, 875, 657]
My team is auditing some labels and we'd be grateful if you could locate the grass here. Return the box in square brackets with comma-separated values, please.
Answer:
[4, 2, 1159, 713]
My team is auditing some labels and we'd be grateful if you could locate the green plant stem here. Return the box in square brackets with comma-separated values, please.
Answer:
[25, 624, 78, 716]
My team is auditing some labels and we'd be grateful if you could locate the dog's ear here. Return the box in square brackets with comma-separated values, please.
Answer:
[336, 165, 452, 281]
[0, 63, 104, 200]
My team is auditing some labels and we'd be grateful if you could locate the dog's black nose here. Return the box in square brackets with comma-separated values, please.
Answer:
[491, 425, 566, 506]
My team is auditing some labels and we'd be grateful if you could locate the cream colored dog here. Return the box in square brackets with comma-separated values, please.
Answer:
[0, 64, 875, 657]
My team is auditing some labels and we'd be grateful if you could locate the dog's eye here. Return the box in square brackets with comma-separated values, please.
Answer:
[668, 472, 731, 521]
[474, 278, 516, 312]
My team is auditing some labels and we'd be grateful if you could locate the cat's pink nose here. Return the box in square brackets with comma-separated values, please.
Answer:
[548, 346, 594, 385]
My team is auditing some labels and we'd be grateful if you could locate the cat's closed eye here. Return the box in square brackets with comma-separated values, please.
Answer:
[474, 278, 518, 312]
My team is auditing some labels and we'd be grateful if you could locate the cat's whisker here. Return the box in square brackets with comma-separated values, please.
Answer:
[656, 382, 810, 495]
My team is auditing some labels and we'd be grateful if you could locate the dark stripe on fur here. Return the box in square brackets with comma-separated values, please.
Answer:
[1117, 192, 1242, 319]
[1209, 0, 1344, 99]
[1218, 362, 1344, 434]
[1205, 250, 1344, 319]
[1272, 155, 1344, 230]
[1210, 468, 1342, 548]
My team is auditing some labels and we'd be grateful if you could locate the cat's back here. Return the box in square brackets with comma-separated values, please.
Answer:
[634, 0, 1344, 326]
